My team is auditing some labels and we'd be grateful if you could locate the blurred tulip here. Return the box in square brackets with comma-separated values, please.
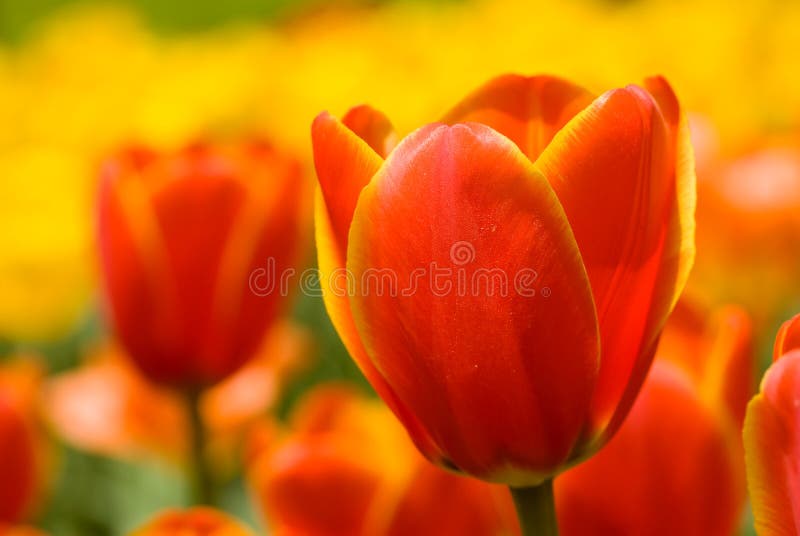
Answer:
[249, 385, 519, 536]
[97, 142, 306, 388]
[46, 321, 310, 467]
[556, 300, 751, 535]
[744, 313, 800, 535]
[0, 360, 45, 524]
[128, 507, 254, 535]
[691, 139, 800, 329]
[312, 73, 695, 490]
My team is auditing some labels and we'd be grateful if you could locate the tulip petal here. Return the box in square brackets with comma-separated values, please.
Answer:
[342, 105, 398, 158]
[347, 122, 599, 482]
[312, 111, 385, 253]
[534, 83, 695, 441]
[744, 351, 800, 535]
[774, 313, 800, 361]
[312, 114, 443, 462]
[442, 74, 594, 161]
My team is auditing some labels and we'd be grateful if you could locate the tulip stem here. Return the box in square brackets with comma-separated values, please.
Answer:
[186, 388, 215, 506]
[510, 480, 559, 536]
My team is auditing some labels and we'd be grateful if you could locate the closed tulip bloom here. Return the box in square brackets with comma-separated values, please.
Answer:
[556, 301, 751, 535]
[744, 313, 800, 535]
[128, 508, 254, 536]
[312, 73, 695, 490]
[97, 142, 306, 387]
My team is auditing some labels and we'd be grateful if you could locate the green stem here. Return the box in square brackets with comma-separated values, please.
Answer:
[186, 389, 215, 506]
[510, 480, 559, 536]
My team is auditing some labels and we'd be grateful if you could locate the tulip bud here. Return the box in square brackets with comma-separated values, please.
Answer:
[97, 142, 306, 387]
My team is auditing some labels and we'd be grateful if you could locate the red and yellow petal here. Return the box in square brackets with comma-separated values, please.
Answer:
[534, 81, 695, 442]
[312, 113, 443, 463]
[312, 111, 386, 253]
[442, 74, 594, 161]
[744, 350, 800, 536]
[342, 105, 398, 158]
[347, 122, 599, 482]
[774, 314, 800, 361]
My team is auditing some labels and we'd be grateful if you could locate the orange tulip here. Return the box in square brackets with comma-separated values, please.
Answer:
[127, 507, 254, 536]
[97, 142, 306, 387]
[744, 312, 800, 535]
[556, 301, 751, 535]
[248, 385, 519, 536]
[312, 73, 695, 488]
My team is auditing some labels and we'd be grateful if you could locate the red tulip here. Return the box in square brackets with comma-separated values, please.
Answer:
[744, 313, 800, 535]
[97, 142, 306, 387]
[0, 360, 45, 526]
[248, 385, 519, 536]
[0, 395, 37, 524]
[556, 301, 751, 535]
[128, 507, 254, 535]
[312, 74, 695, 485]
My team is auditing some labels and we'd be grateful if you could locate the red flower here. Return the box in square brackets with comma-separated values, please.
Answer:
[312, 74, 695, 484]
[248, 385, 519, 536]
[97, 142, 306, 387]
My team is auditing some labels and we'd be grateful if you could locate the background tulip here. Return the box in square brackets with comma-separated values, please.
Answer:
[312, 73, 695, 533]
[127, 507, 255, 536]
[556, 300, 752, 535]
[97, 142, 306, 388]
[0, 385, 39, 524]
[248, 385, 519, 536]
[744, 313, 800, 535]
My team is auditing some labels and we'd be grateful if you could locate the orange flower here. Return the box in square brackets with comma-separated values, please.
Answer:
[312, 74, 695, 484]
[97, 142, 307, 387]
[248, 385, 519, 536]
[556, 300, 752, 535]
[744, 313, 800, 535]
[127, 507, 254, 536]
[46, 321, 310, 466]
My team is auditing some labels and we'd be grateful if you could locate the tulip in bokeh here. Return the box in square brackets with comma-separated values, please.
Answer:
[312, 73, 695, 497]
[0, 360, 45, 526]
[97, 142, 306, 387]
[128, 507, 254, 536]
[556, 300, 752, 535]
[248, 385, 519, 536]
[691, 139, 800, 330]
[744, 313, 800, 535]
